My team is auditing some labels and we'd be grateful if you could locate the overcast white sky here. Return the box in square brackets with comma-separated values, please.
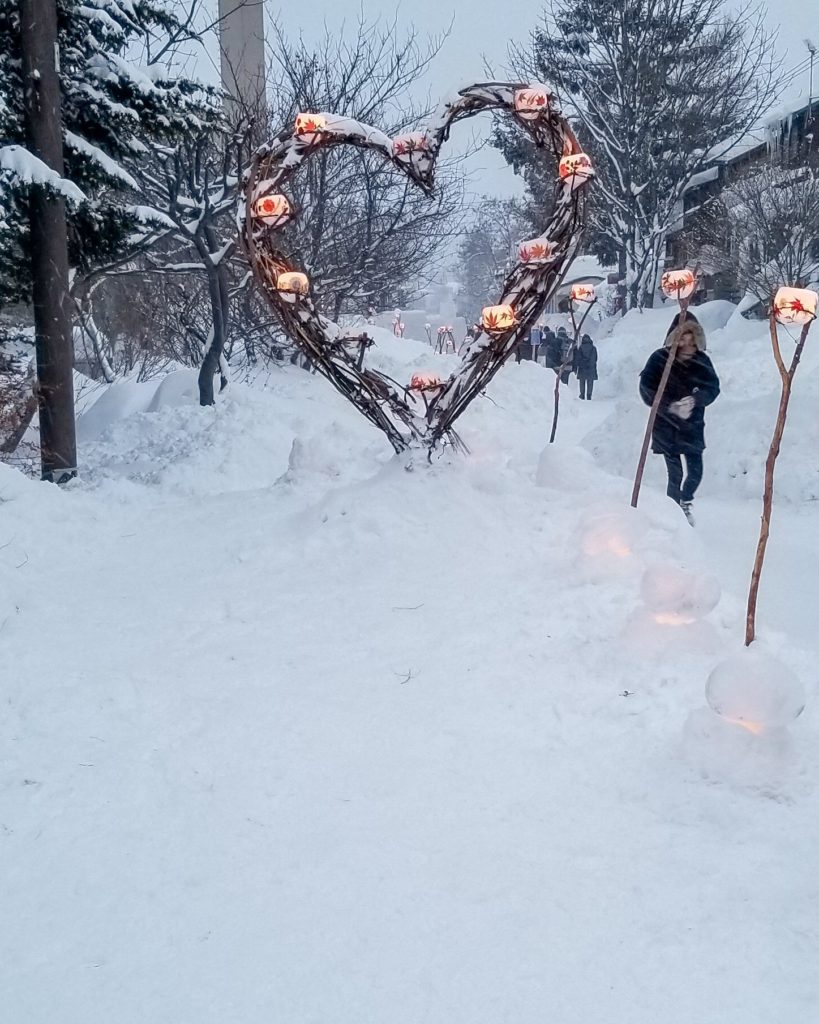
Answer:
[261, 0, 814, 194]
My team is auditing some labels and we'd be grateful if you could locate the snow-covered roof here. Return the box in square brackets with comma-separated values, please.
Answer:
[561, 254, 614, 284]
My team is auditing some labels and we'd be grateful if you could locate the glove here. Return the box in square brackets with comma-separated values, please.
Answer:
[668, 395, 695, 420]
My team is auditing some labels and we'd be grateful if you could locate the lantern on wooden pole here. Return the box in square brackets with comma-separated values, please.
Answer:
[745, 286, 817, 646]
[630, 268, 697, 507]
[549, 283, 597, 444]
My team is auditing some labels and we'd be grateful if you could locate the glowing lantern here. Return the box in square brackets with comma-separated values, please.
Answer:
[251, 192, 292, 229]
[570, 282, 596, 304]
[276, 271, 309, 296]
[519, 236, 555, 264]
[294, 113, 328, 136]
[410, 373, 444, 392]
[661, 268, 696, 300]
[706, 649, 806, 735]
[481, 304, 518, 334]
[558, 152, 594, 189]
[641, 565, 721, 626]
[514, 85, 552, 120]
[773, 286, 818, 326]
[393, 132, 429, 157]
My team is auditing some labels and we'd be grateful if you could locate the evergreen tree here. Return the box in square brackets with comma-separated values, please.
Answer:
[500, 0, 778, 308]
[0, 0, 213, 305]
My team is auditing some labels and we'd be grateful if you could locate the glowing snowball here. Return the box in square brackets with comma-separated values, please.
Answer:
[640, 564, 721, 624]
[706, 649, 806, 734]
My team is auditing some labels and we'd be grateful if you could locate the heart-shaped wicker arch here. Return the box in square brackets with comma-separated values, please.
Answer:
[241, 82, 592, 453]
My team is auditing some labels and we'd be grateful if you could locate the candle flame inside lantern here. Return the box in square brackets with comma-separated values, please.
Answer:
[294, 113, 328, 136]
[661, 268, 696, 300]
[518, 237, 555, 264]
[481, 304, 518, 334]
[514, 85, 552, 120]
[773, 286, 818, 326]
[558, 152, 594, 187]
[276, 271, 309, 296]
[571, 282, 596, 303]
[251, 193, 292, 228]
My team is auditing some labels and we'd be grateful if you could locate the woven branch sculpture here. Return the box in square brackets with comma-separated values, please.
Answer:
[241, 81, 592, 454]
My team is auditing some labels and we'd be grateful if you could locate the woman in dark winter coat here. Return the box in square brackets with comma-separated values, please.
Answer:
[573, 334, 598, 399]
[638, 320, 720, 524]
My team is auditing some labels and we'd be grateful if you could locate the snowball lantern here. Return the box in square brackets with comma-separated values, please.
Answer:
[481, 305, 518, 334]
[773, 286, 818, 326]
[661, 268, 696, 300]
[706, 649, 806, 734]
[276, 271, 309, 296]
[559, 152, 594, 189]
[294, 113, 328, 136]
[519, 236, 555, 265]
[251, 192, 292, 229]
[514, 85, 552, 120]
[570, 283, 596, 304]
[393, 132, 429, 157]
[641, 564, 721, 626]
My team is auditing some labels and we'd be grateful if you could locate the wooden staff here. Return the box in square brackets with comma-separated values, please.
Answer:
[630, 297, 689, 507]
[549, 300, 596, 444]
[745, 312, 813, 646]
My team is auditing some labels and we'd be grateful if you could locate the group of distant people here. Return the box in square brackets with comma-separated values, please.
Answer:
[517, 325, 599, 400]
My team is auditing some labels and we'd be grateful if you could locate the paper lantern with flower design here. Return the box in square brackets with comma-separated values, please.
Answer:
[519, 236, 555, 265]
[514, 85, 552, 121]
[251, 192, 292, 229]
[661, 268, 696, 300]
[481, 305, 518, 334]
[559, 152, 594, 189]
[276, 271, 309, 296]
[393, 132, 429, 157]
[410, 372, 444, 392]
[773, 286, 818, 326]
[294, 113, 328, 137]
[570, 282, 596, 304]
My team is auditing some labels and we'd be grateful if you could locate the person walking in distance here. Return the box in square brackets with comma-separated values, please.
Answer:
[573, 333, 598, 399]
[638, 320, 720, 526]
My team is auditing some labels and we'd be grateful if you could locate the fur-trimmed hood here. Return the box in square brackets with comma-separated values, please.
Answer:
[664, 320, 707, 352]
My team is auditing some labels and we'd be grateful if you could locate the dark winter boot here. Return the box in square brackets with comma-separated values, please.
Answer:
[680, 501, 695, 527]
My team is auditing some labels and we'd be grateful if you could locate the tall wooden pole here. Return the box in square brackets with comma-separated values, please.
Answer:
[630, 300, 688, 507]
[20, 0, 78, 483]
[744, 314, 812, 646]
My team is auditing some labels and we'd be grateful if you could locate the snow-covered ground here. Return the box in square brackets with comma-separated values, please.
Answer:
[3, 310, 818, 1023]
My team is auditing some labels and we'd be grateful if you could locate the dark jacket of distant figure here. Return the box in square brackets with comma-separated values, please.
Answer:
[573, 336, 598, 381]
[639, 322, 720, 455]
[542, 329, 561, 368]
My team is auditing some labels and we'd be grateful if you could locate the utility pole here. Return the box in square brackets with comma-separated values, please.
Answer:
[19, 0, 78, 483]
[806, 39, 816, 131]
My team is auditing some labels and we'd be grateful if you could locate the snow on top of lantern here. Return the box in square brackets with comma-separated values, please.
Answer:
[773, 286, 818, 326]
[706, 649, 806, 733]
[661, 268, 696, 299]
[518, 235, 556, 264]
[294, 112, 328, 136]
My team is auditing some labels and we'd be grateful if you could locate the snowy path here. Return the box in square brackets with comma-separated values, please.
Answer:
[3, 339, 819, 1023]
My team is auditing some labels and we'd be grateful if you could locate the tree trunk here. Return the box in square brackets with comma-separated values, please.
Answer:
[197, 259, 230, 406]
[20, 0, 78, 482]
